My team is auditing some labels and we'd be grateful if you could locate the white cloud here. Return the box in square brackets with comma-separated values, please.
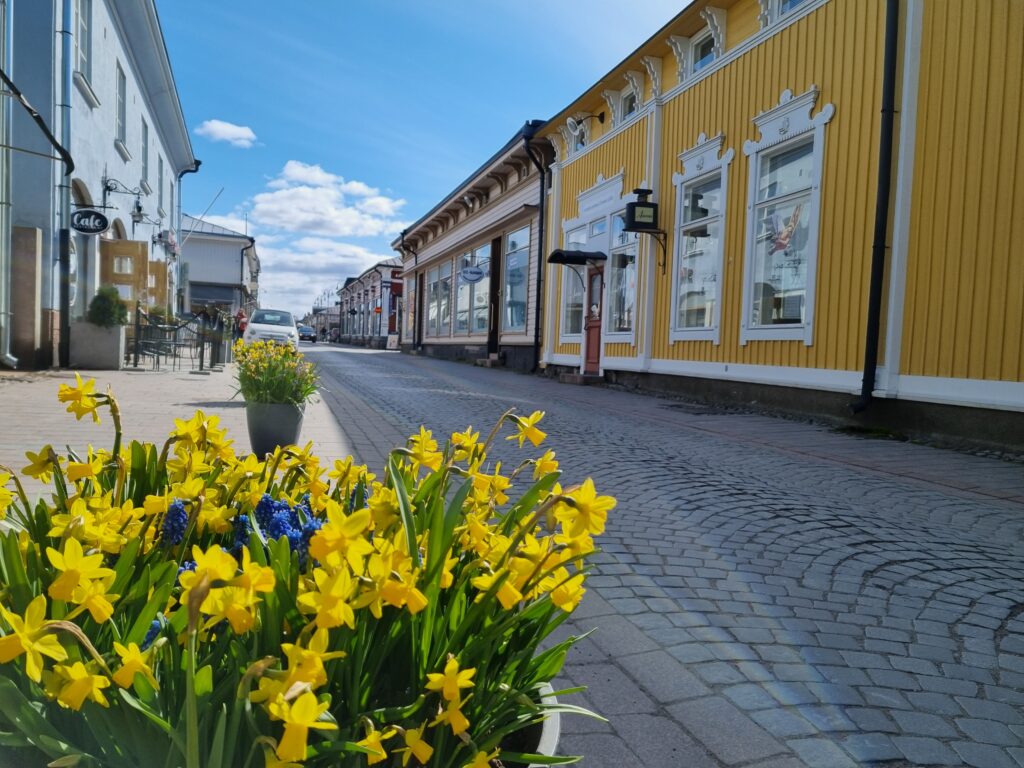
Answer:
[194, 119, 258, 149]
[250, 181, 407, 238]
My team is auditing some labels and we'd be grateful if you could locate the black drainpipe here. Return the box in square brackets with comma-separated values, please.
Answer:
[522, 121, 545, 373]
[851, 0, 900, 414]
[400, 229, 418, 347]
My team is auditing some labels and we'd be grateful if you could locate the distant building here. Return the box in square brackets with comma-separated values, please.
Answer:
[2, 0, 197, 369]
[338, 257, 402, 348]
[179, 214, 259, 316]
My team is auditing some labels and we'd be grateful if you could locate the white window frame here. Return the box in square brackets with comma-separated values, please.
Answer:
[671, 132, 734, 344]
[74, 0, 92, 81]
[605, 211, 637, 342]
[620, 88, 638, 121]
[115, 62, 126, 145]
[158, 157, 165, 217]
[740, 87, 834, 346]
[140, 119, 150, 190]
[502, 226, 530, 333]
[559, 225, 587, 344]
[691, 30, 716, 74]
[758, 0, 813, 27]
[668, 7, 725, 82]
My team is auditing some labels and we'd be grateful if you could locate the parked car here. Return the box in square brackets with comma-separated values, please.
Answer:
[297, 325, 317, 342]
[242, 309, 298, 346]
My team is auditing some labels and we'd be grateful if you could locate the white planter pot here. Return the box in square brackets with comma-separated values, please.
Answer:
[69, 321, 125, 370]
[530, 683, 562, 767]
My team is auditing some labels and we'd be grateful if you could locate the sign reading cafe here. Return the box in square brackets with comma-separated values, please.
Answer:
[71, 209, 110, 235]
[460, 265, 486, 284]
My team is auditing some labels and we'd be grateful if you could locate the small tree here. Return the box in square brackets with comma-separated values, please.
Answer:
[87, 286, 128, 327]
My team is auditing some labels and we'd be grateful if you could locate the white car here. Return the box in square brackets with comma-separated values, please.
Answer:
[242, 309, 299, 346]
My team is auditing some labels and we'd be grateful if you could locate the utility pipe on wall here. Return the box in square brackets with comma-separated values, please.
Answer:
[0, 0, 15, 367]
[522, 121, 546, 373]
[56, 0, 73, 367]
[851, 0, 900, 413]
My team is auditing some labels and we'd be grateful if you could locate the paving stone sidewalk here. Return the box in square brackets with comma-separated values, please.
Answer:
[0, 364, 350, 497]
[306, 346, 1024, 768]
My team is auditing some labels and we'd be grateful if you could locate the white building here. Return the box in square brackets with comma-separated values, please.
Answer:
[4, 0, 197, 368]
[179, 214, 259, 317]
[338, 257, 402, 348]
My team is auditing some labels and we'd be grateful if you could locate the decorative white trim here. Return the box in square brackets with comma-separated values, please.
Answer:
[624, 70, 646, 104]
[699, 7, 727, 59]
[567, 172, 626, 227]
[648, 358, 862, 393]
[739, 87, 834, 347]
[641, 57, 662, 99]
[669, 133, 734, 345]
[757, 0, 773, 28]
[894, 376, 1024, 413]
[881, 0, 922, 398]
[601, 90, 621, 126]
[601, 355, 645, 371]
[668, 35, 692, 83]
[114, 138, 132, 162]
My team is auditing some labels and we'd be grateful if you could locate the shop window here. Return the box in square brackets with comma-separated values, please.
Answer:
[113, 256, 133, 274]
[471, 244, 491, 334]
[455, 252, 472, 333]
[426, 267, 438, 336]
[606, 213, 637, 335]
[438, 261, 452, 336]
[503, 226, 530, 332]
[561, 227, 586, 339]
[671, 132, 733, 343]
[741, 88, 834, 345]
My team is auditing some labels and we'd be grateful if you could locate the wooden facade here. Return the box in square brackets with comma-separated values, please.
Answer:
[538, 0, 1024, 419]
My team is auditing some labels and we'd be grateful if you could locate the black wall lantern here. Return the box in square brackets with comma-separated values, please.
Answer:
[623, 188, 668, 272]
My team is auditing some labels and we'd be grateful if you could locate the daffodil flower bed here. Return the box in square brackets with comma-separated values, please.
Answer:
[0, 375, 612, 767]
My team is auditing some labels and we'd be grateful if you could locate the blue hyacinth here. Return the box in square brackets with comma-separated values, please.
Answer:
[161, 499, 188, 546]
[232, 514, 251, 552]
[267, 509, 294, 541]
[142, 618, 161, 650]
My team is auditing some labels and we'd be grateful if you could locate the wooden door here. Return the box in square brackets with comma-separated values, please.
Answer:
[584, 266, 603, 374]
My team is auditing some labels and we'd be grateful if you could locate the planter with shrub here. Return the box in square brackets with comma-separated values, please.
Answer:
[69, 286, 128, 370]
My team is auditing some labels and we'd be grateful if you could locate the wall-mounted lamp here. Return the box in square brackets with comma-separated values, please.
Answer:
[623, 188, 668, 272]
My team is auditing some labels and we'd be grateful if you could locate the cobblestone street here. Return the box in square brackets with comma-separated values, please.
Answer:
[311, 346, 1024, 768]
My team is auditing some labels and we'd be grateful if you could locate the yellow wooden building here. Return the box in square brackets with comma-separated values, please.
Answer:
[538, 0, 1023, 443]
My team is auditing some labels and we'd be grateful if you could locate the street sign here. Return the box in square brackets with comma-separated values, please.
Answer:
[460, 265, 486, 283]
[71, 209, 110, 235]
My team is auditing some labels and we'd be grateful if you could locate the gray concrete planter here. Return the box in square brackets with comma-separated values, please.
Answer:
[245, 402, 304, 457]
[69, 321, 125, 370]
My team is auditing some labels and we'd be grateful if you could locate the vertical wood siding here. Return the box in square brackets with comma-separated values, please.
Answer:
[652, 0, 885, 370]
[901, 0, 1024, 381]
[726, 0, 762, 51]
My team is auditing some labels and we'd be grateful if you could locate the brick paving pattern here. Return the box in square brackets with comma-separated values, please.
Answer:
[306, 347, 1024, 768]
[2, 349, 1023, 767]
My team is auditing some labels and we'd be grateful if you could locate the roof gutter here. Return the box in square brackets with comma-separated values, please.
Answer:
[851, 0, 900, 414]
[522, 121, 546, 373]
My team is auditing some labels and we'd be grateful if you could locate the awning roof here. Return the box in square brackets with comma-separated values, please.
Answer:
[547, 249, 608, 266]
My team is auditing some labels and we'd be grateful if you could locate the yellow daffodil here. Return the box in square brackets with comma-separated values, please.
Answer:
[430, 697, 470, 735]
[367, 485, 399, 530]
[471, 570, 523, 611]
[0, 596, 68, 682]
[268, 691, 337, 763]
[22, 446, 55, 483]
[356, 725, 397, 766]
[112, 641, 158, 688]
[532, 449, 558, 480]
[280, 628, 345, 689]
[46, 537, 115, 601]
[426, 656, 475, 702]
[49, 661, 110, 709]
[57, 373, 102, 423]
[396, 722, 433, 766]
[297, 566, 356, 630]
[308, 502, 373, 572]
[70, 576, 119, 623]
[464, 748, 501, 768]
[547, 569, 586, 612]
[554, 478, 615, 538]
[0, 473, 14, 518]
[408, 426, 443, 473]
[66, 448, 104, 483]
[450, 427, 480, 462]
[507, 410, 546, 448]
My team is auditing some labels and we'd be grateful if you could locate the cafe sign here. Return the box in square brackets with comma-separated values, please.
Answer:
[460, 265, 486, 284]
[71, 209, 110, 235]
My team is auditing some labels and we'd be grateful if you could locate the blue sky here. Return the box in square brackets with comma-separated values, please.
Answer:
[159, 1, 682, 315]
